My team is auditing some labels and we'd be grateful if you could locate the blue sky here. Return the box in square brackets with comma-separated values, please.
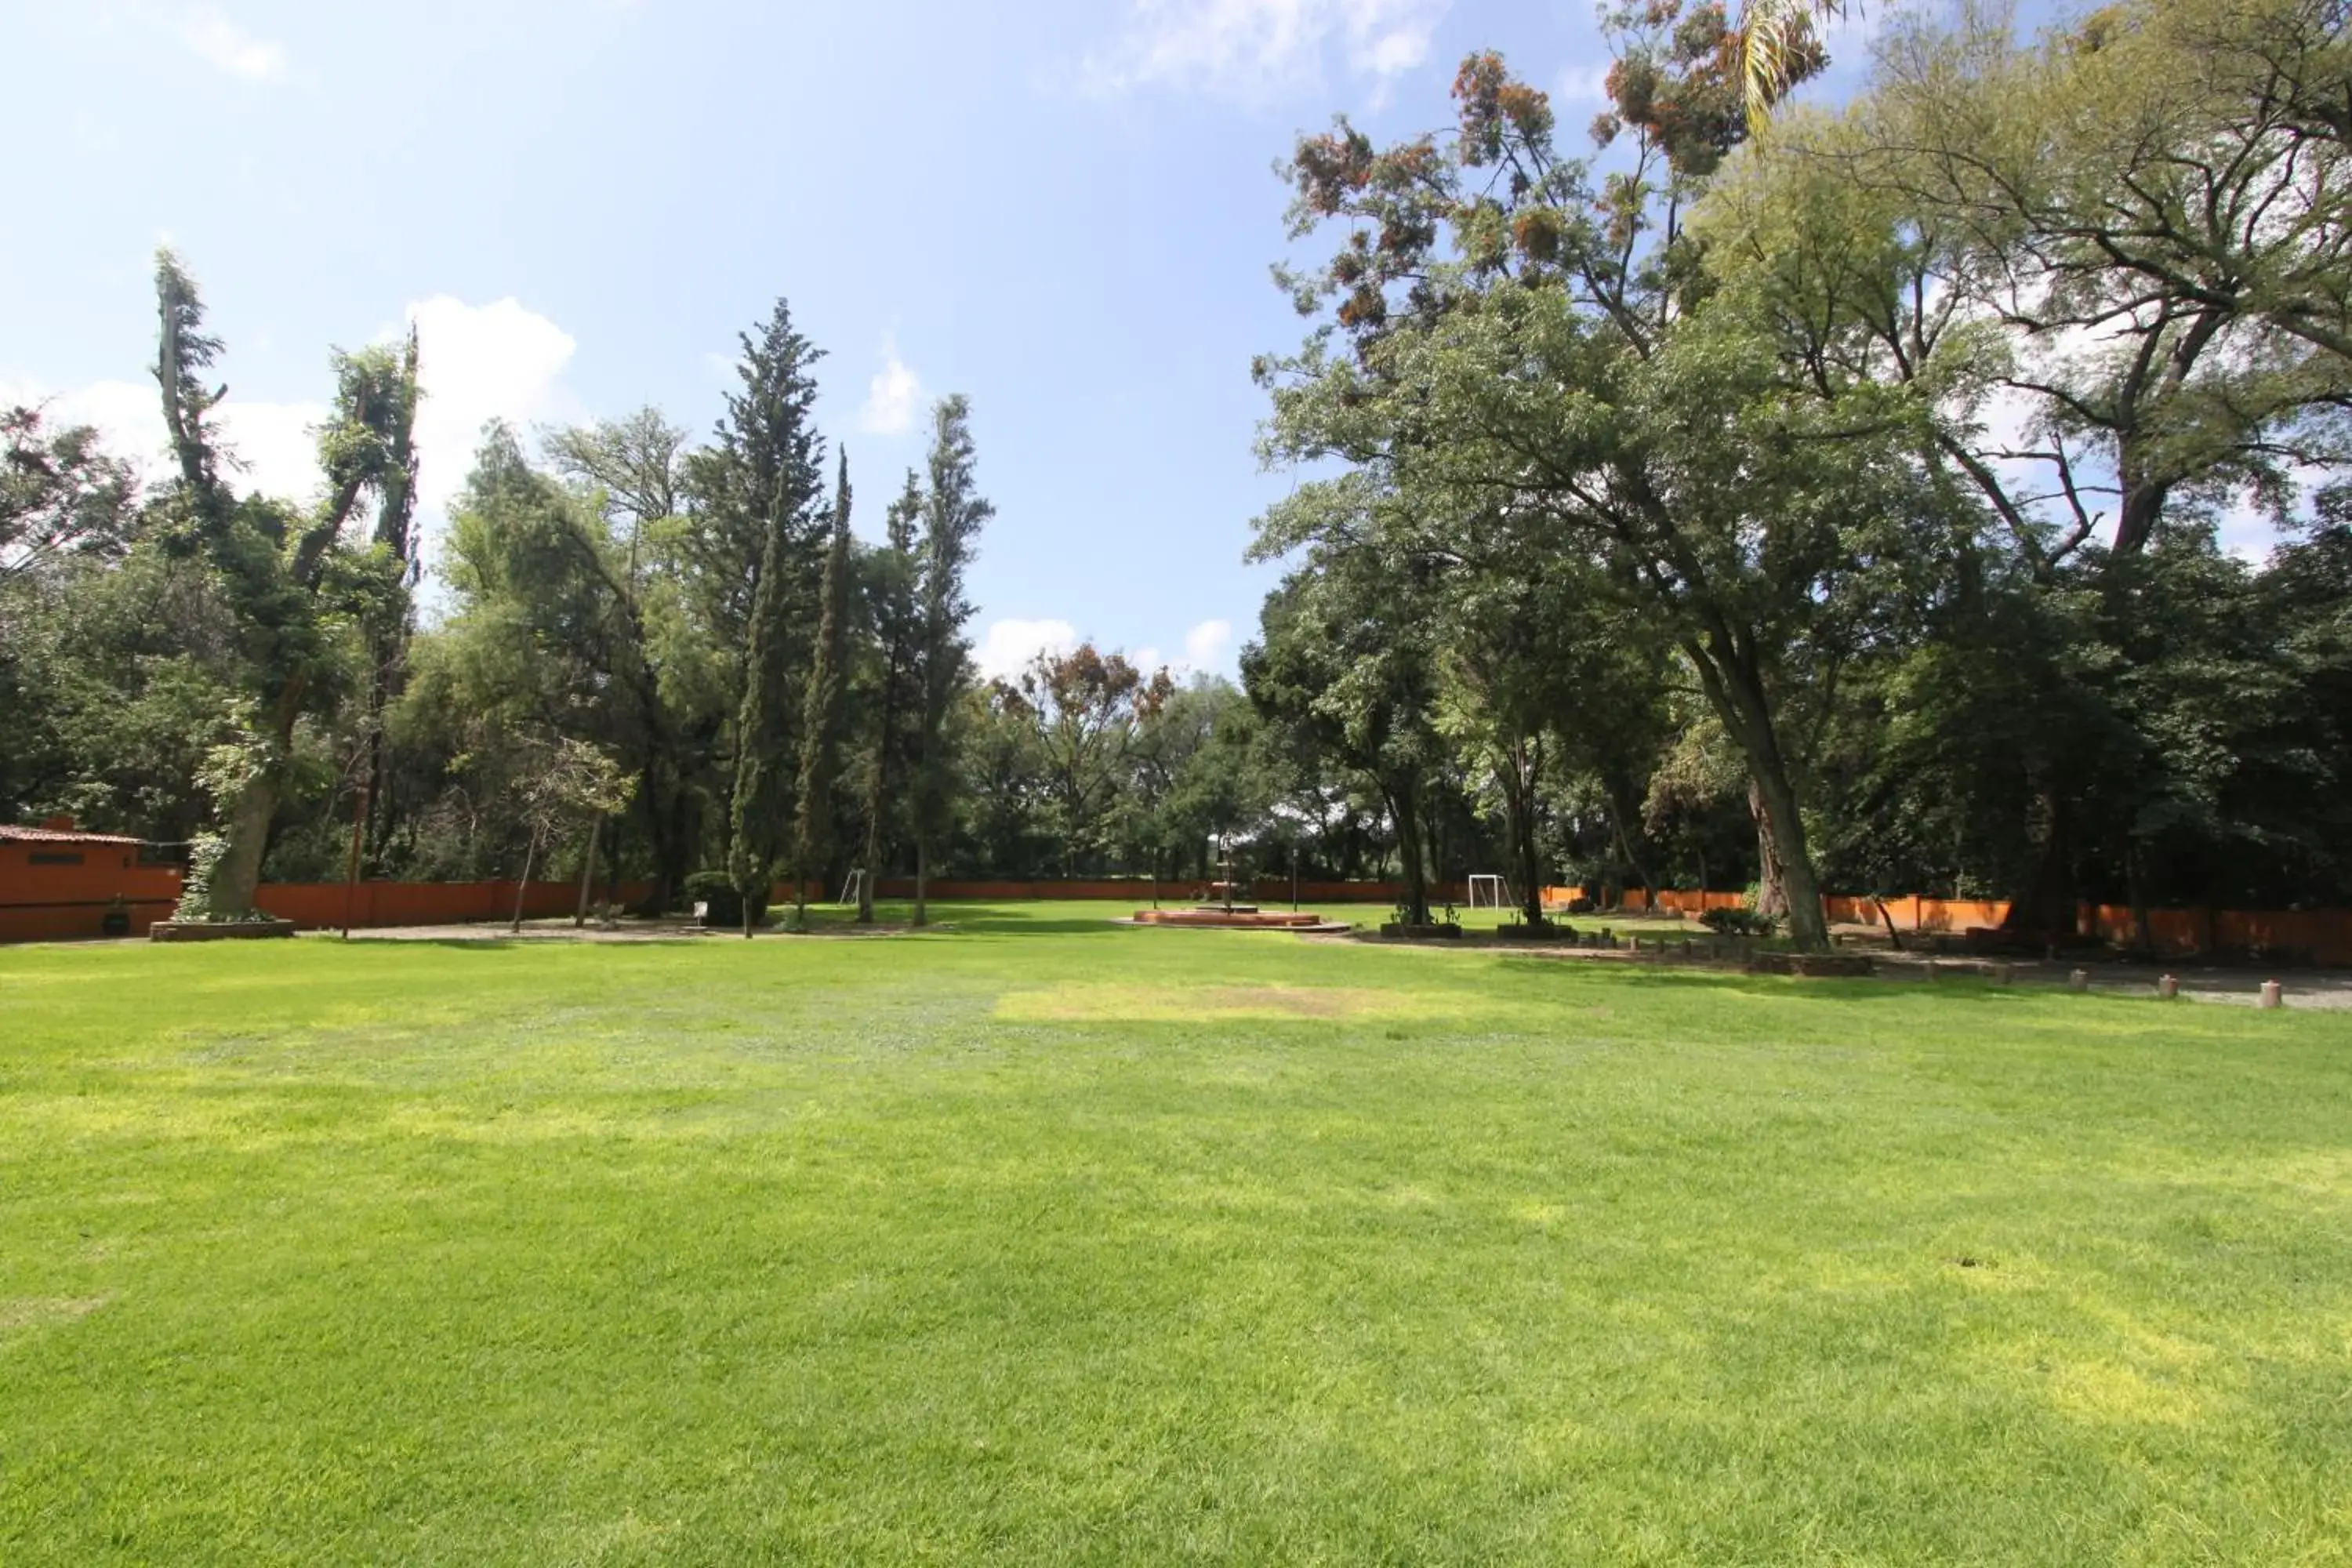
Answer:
[0, 0, 1859, 677]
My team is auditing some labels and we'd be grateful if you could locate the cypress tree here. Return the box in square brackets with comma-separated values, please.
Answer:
[855, 470, 926, 923]
[717, 299, 827, 935]
[909, 396, 992, 927]
[789, 451, 854, 930]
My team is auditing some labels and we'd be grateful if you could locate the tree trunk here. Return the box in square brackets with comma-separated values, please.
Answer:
[575, 815, 602, 928]
[629, 759, 684, 916]
[1391, 783, 1430, 927]
[1999, 785, 2079, 947]
[206, 684, 305, 920]
[1425, 796, 1446, 913]
[2126, 840, 2155, 954]
[512, 829, 539, 934]
[209, 772, 280, 920]
[913, 837, 930, 927]
[858, 806, 880, 924]
[1505, 744, 1544, 927]
[1749, 778, 1791, 920]
[1685, 631, 1828, 949]
[1748, 765, 1828, 949]
[362, 724, 392, 873]
[1603, 775, 1655, 906]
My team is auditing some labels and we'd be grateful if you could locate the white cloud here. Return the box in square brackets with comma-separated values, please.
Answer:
[180, 7, 289, 81]
[858, 337, 924, 437]
[1131, 645, 1165, 673]
[1086, 0, 1450, 99]
[1555, 61, 1613, 105]
[401, 294, 579, 515]
[0, 376, 328, 506]
[2216, 498, 2278, 563]
[976, 618, 1079, 681]
[2, 292, 578, 545]
[1184, 618, 1234, 669]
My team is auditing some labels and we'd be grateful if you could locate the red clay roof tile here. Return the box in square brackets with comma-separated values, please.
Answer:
[1, 824, 147, 846]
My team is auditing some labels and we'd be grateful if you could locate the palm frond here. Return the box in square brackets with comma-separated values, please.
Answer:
[1743, 0, 1850, 130]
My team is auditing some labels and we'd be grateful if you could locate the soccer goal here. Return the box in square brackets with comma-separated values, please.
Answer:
[1466, 873, 1510, 910]
[837, 869, 866, 908]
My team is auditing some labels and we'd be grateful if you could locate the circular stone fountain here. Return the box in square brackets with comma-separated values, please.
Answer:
[1118, 839, 1350, 933]
[1127, 906, 1345, 931]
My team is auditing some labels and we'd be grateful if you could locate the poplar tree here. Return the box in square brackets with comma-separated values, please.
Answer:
[717, 299, 827, 935]
[354, 327, 421, 868]
[788, 452, 854, 929]
[855, 470, 926, 922]
[909, 397, 990, 927]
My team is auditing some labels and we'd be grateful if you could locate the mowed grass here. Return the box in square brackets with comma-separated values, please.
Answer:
[3, 902, 2349, 1564]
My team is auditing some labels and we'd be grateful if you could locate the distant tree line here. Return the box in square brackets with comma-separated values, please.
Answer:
[1, 265, 993, 927]
[5, 0, 2347, 948]
[1239, 0, 2352, 945]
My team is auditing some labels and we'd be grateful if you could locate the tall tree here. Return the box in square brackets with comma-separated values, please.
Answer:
[715, 300, 828, 935]
[685, 303, 829, 678]
[1018, 642, 1145, 877]
[1243, 497, 1449, 926]
[855, 470, 926, 922]
[418, 423, 698, 902]
[1258, 30, 1911, 947]
[1122, 673, 1272, 891]
[788, 451, 854, 929]
[336, 330, 423, 870]
[909, 396, 991, 927]
[1, 405, 140, 583]
[1702, 0, 2352, 937]
[152, 250, 414, 920]
[543, 406, 691, 585]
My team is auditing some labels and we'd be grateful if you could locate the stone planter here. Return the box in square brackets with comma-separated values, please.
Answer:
[150, 917, 296, 943]
[1748, 951, 1874, 978]
[1381, 923, 1464, 939]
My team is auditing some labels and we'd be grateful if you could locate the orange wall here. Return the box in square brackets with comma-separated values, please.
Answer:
[253, 880, 659, 931]
[862, 878, 1454, 904]
[0, 842, 181, 942]
[1608, 887, 2352, 964]
[7, 856, 2348, 960]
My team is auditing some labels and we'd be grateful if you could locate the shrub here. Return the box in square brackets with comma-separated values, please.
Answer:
[172, 833, 235, 922]
[686, 870, 766, 930]
[1700, 906, 1780, 938]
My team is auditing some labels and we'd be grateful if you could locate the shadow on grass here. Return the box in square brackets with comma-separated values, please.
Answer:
[1490, 956, 2092, 1006]
[947, 917, 1150, 937]
[342, 934, 713, 953]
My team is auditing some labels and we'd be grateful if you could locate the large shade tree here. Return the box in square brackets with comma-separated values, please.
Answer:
[152, 251, 418, 920]
[1255, 25, 1953, 947]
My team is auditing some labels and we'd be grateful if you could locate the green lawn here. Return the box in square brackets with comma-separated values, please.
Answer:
[4, 902, 2349, 1563]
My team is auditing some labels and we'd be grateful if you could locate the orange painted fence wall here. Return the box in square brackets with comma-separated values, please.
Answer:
[0, 842, 181, 943]
[2077, 902, 2352, 963]
[12, 853, 2347, 961]
[0, 860, 1452, 943]
[1604, 887, 2352, 964]
[260, 876, 1450, 926]
[865, 878, 1463, 904]
[252, 880, 659, 931]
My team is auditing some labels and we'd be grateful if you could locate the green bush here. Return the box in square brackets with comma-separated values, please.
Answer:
[685, 870, 766, 930]
[1699, 906, 1780, 938]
